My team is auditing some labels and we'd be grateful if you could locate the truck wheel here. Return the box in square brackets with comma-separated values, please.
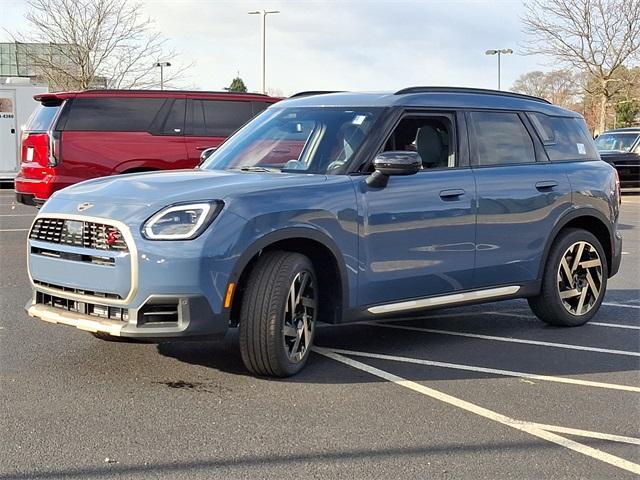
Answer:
[529, 228, 607, 327]
[239, 251, 317, 377]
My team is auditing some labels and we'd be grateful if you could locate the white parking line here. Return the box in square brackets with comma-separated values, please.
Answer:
[0, 214, 34, 217]
[0, 229, 28, 232]
[316, 348, 640, 475]
[481, 311, 640, 330]
[535, 424, 640, 446]
[603, 302, 640, 310]
[327, 348, 640, 392]
[366, 323, 640, 357]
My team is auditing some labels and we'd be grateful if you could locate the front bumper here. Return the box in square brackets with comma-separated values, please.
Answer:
[26, 213, 232, 340]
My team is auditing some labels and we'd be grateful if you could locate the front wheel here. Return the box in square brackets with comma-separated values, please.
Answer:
[239, 251, 317, 377]
[529, 228, 607, 327]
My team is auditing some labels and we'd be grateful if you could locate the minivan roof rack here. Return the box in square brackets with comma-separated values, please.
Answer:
[80, 89, 271, 96]
[290, 90, 345, 98]
[394, 86, 551, 104]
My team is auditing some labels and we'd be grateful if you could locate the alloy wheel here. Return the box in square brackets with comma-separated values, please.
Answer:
[283, 271, 316, 363]
[557, 241, 603, 316]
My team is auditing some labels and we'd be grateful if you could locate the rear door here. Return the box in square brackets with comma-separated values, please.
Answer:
[467, 110, 572, 288]
[0, 90, 17, 176]
[184, 98, 256, 162]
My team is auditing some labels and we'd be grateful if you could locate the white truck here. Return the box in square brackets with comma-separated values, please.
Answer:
[0, 79, 48, 181]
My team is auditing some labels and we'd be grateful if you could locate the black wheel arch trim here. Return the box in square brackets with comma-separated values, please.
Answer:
[227, 227, 351, 320]
[540, 207, 615, 280]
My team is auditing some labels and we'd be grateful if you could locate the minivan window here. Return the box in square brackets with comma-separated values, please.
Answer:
[63, 97, 166, 132]
[201, 100, 254, 137]
[26, 104, 61, 132]
[528, 112, 598, 160]
[469, 111, 535, 166]
[161, 99, 186, 135]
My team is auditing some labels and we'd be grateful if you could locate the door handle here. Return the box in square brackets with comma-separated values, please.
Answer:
[195, 146, 213, 151]
[535, 181, 558, 191]
[439, 189, 465, 199]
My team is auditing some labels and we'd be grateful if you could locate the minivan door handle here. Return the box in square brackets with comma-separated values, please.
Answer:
[535, 181, 558, 191]
[439, 188, 465, 199]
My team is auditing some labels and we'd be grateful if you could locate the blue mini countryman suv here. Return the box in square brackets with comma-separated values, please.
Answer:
[26, 87, 622, 376]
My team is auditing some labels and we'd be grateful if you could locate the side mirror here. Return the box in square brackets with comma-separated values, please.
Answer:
[366, 151, 422, 187]
[198, 147, 217, 165]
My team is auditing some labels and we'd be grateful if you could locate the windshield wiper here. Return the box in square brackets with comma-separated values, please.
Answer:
[232, 166, 280, 173]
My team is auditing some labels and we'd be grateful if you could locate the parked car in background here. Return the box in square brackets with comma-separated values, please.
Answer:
[14, 90, 280, 206]
[595, 127, 640, 190]
[26, 87, 621, 377]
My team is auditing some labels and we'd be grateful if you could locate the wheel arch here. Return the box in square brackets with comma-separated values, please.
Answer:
[541, 208, 614, 279]
[228, 228, 349, 326]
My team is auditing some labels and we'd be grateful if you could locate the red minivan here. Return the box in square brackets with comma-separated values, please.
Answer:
[15, 90, 280, 206]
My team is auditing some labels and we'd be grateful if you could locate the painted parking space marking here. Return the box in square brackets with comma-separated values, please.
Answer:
[316, 348, 640, 475]
[0, 214, 35, 217]
[480, 311, 640, 330]
[603, 302, 640, 310]
[366, 323, 640, 357]
[327, 348, 640, 392]
[534, 424, 640, 446]
[0, 229, 28, 232]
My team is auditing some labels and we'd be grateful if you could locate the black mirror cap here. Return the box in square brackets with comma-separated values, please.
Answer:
[373, 151, 422, 176]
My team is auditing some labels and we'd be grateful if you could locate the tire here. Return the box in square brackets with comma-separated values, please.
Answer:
[529, 228, 608, 327]
[239, 251, 317, 377]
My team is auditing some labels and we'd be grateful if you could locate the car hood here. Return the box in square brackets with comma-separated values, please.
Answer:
[41, 169, 329, 222]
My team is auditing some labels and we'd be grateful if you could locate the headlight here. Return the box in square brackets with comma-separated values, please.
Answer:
[142, 201, 223, 240]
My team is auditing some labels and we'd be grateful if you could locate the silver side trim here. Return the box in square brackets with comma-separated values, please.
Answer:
[367, 286, 521, 315]
[27, 303, 124, 336]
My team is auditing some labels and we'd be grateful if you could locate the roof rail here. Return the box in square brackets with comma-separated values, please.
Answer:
[290, 90, 344, 98]
[394, 86, 551, 104]
[79, 88, 271, 96]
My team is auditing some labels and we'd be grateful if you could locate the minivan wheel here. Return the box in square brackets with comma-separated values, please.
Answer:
[239, 251, 317, 377]
[528, 228, 607, 327]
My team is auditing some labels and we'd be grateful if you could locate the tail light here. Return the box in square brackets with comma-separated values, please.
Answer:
[21, 133, 50, 168]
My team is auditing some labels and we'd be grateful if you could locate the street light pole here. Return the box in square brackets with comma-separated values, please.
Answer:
[248, 9, 280, 94]
[154, 61, 171, 90]
[484, 49, 513, 90]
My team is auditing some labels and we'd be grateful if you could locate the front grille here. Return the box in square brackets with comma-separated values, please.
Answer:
[36, 291, 129, 322]
[30, 218, 128, 252]
[33, 280, 122, 300]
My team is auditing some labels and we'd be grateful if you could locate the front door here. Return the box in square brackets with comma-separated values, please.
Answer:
[0, 90, 17, 176]
[356, 112, 477, 308]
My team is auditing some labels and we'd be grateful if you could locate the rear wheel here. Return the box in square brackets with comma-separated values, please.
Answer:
[529, 228, 607, 326]
[239, 251, 317, 377]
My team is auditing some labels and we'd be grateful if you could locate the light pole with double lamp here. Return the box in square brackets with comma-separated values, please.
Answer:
[248, 9, 280, 94]
[154, 61, 171, 90]
[485, 49, 513, 90]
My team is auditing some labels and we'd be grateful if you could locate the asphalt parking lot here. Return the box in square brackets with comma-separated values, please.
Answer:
[0, 189, 638, 479]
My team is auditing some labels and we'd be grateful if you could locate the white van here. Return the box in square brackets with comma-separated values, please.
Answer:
[0, 79, 48, 180]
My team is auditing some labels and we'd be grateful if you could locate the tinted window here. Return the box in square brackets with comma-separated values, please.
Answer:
[528, 113, 598, 160]
[64, 97, 166, 131]
[26, 104, 60, 132]
[252, 101, 272, 115]
[202, 100, 254, 137]
[469, 111, 535, 166]
[161, 99, 185, 135]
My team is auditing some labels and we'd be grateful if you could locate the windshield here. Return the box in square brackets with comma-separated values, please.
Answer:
[201, 107, 382, 174]
[595, 132, 639, 153]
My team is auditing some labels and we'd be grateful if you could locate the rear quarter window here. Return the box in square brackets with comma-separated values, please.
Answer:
[527, 112, 598, 161]
[63, 97, 166, 132]
[26, 104, 61, 132]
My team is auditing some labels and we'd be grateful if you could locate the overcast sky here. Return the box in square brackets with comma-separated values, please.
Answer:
[1, 0, 553, 95]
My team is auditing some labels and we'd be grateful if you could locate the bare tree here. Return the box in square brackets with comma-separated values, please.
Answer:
[13, 0, 189, 90]
[522, 0, 640, 133]
[512, 70, 580, 107]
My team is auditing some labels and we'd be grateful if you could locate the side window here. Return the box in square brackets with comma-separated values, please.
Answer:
[382, 115, 456, 169]
[186, 99, 206, 136]
[63, 97, 166, 132]
[161, 99, 185, 135]
[201, 100, 254, 137]
[469, 111, 535, 166]
[527, 112, 598, 161]
[252, 101, 272, 115]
